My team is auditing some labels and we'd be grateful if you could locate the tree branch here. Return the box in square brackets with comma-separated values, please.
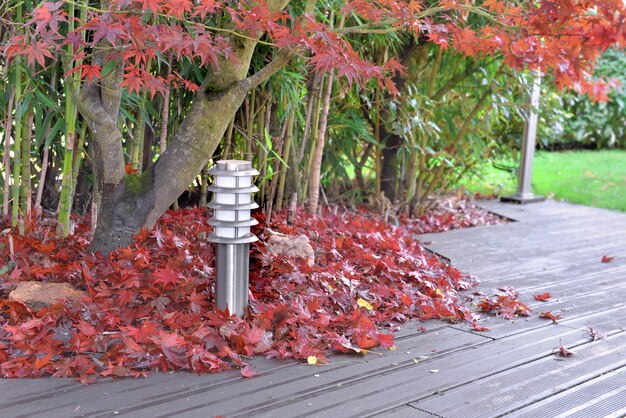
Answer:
[246, 51, 294, 90]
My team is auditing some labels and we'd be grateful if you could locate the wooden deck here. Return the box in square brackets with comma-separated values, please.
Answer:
[3, 199, 626, 417]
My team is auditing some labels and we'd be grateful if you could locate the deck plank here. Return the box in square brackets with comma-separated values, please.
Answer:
[242, 309, 626, 418]
[508, 367, 626, 418]
[410, 332, 626, 418]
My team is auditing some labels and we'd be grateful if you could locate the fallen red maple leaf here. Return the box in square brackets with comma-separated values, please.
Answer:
[533, 292, 551, 301]
[553, 345, 574, 357]
[477, 289, 531, 319]
[540, 311, 561, 324]
[470, 322, 490, 332]
[586, 327, 606, 341]
[601, 255, 615, 263]
[240, 365, 257, 378]
[153, 268, 180, 286]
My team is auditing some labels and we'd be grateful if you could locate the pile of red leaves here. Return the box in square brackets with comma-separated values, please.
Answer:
[402, 195, 508, 234]
[0, 205, 506, 383]
[475, 287, 532, 319]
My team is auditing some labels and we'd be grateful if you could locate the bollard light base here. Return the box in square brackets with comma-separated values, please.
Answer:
[500, 194, 546, 204]
[215, 243, 250, 317]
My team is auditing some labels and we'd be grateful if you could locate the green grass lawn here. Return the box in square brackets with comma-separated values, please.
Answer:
[461, 150, 626, 211]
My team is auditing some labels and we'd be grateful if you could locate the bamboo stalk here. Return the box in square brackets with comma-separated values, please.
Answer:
[3, 87, 15, 216]
[275, 110, 294, 211]
[411, 134, 429, 215]
[20, 109, 33, 216]
[246, 89, 255, 160]
[285, 125, 299, 208]
[222, 115, 235, 159]
[69, 121, 87, 206]
[91, 139, 100, 234]
[354, 141, 374, 190]
[268, 109, 290, 205]
[404, 147, 418, 208]
[297, 71, 321, 164]
[34, 65, 59, 215]
[199, 163, 209, 207]
[57, 1, 79, 235]
[131, 110, 146, 171]
[308, 69, 334, 214]
[295, 72, 321, 199]
[11, 61, 23, 227]
[258, 96, 271, 202]
[159, 56, 173, 155]
[302, 73, 324, 200]
[427, 46, 444, 97]
[374, 84, 382, 196]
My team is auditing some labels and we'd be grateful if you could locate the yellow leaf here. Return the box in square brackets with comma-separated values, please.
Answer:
[307, 356, 318, 365]
[357, 298, 373, 310]
[388, 346, 397, 351]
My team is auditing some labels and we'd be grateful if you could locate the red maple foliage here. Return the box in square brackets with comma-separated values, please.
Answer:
[402, 197, 507, 234]
[0, 206, 504, 382]
[6, 0, 626, 100]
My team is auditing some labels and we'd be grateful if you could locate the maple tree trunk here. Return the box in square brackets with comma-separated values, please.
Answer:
[379, 127, 402, 202]
[378, 39, 420, 203]
[81, 40, 291, 254]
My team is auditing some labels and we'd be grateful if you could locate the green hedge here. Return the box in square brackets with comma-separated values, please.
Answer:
[539, 49, 626, 150]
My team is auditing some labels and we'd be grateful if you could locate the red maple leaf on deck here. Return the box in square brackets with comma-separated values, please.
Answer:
[533, 292, 551, 301]
[540, 311, 561, 324]
[554, 345, 574, 357]
[240, 365, 258, 378]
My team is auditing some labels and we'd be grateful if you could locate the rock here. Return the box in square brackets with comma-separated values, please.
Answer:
[8, 281, 87, 309]
[266, 230, 315, 266]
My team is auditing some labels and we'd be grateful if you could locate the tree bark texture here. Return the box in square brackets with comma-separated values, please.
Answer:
[79, 19, 292, 254]
[379, 39, 420, 202]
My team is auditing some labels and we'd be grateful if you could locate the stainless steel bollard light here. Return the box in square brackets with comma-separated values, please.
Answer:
[501, 72, 546, 204]
[207, 160, 259, 316]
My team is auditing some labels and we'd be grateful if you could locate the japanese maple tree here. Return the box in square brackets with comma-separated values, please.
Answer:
[5, 0, 625, 254]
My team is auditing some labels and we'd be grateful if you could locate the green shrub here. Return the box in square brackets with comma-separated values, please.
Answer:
[540, 49, 626, 150]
